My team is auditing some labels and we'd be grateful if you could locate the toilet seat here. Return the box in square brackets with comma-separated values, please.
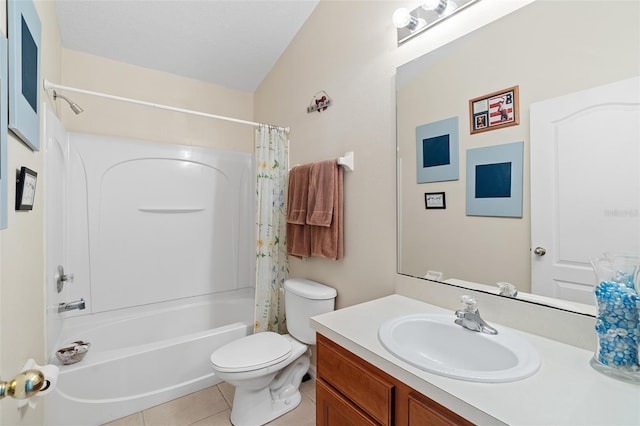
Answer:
[210, 332, 292, 373]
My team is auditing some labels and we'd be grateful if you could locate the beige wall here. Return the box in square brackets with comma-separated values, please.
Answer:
[1, 3, 254, 424]
[255, 0, 534, 308]
[58, 49, 255, 152]
[398, 1, 640, 292]
[1, 1, 61, 424]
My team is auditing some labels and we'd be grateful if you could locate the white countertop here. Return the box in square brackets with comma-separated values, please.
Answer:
[311, 294, 640, 426]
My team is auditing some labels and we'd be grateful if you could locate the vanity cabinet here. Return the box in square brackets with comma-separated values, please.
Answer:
[316, 334, 473, 426]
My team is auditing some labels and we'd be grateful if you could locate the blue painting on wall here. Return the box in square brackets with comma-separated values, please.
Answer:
[466, 141, 523, 217]
[416, 116, 459, 183]
[8, 0, 41, 151]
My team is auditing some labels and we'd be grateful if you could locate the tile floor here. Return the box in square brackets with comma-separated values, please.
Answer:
[103, 379, 316, 426]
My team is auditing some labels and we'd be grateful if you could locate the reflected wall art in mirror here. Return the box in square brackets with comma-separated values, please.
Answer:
[396, 0, 640, 316]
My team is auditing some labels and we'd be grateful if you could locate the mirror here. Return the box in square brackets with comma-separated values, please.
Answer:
[396, 0, 640, 316]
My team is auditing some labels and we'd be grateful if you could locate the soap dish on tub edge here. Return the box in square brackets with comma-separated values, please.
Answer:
[56, 340, 90, 365]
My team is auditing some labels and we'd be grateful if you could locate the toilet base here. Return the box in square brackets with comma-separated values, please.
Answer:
[230, 387, 301, 426]
[229, 352, 310, 426]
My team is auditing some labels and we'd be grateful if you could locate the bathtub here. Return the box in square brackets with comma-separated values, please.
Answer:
[46, 288, 254, 426]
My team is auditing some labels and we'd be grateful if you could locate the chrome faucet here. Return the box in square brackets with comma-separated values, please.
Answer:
[454, 295, 498, 335]
[497, 282, 518, 298]
[58, 299, 86, 313]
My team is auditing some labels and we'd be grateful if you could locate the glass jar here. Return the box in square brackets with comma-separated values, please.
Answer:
[589, 255, 640, 383]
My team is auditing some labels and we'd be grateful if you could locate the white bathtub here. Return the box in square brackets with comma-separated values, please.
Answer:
[46, 288, 254, 426]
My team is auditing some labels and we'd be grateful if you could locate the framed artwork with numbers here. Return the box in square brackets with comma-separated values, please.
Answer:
[469, 86, 519, 134]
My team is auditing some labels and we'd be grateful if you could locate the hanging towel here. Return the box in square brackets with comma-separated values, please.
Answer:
[310, 163, 343, 260]
[286, 164, 312, 258]
[306, 160, 336, 226]
[286, 164, 312, 225]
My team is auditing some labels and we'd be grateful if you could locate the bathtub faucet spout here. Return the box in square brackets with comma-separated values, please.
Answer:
[58, 299, 86, 313]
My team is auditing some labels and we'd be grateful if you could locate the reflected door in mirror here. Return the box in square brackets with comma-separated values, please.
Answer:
[530, 76, 640, 305]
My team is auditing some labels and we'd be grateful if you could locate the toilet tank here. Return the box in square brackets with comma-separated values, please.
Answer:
[284, 278, 337, 345]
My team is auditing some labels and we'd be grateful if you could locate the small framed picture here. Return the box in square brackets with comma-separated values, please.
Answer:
[425, 192, 446, 209]
[469, 86, 519, 134]
[16, 166, 37, 210]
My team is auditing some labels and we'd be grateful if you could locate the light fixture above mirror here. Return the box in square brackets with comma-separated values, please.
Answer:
[393, 0, 481, 45]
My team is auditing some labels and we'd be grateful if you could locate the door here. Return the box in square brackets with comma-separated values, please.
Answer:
[530, 76, 640, 304]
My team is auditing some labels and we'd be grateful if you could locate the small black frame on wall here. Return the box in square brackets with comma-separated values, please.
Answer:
[16, 166, 37, 210]
[425, 192, 446, 209]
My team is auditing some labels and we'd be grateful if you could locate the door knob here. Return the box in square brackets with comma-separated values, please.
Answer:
[533, 247, 546, 256]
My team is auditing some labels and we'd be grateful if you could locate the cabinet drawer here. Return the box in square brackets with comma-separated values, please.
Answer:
[408, 392, 474, 426]
[317, 379, 380, 426]
[317, 335, 394, 425]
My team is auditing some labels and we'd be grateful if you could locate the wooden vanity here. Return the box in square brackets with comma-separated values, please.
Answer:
[311, 294, 639, 426]
[316, 333, 472, 425]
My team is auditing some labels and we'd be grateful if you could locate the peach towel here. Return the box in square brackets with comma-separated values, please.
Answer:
[306, 160, 336, 227]
[286, 164, 312, 225]
[310, 163, 343, 260]
[286, 164, 312, 258]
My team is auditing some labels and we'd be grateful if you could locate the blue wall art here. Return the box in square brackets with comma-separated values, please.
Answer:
[466, 141, 523, 217]
[8, 0, 42, 151]
[416, 116, 459, 183]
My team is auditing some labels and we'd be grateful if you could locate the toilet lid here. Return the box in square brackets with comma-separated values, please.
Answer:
[211, 332, 292, 373]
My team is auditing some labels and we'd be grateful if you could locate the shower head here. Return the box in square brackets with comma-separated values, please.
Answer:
[53, 90, 84, 115]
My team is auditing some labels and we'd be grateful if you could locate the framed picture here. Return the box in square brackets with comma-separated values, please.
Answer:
[466, 141, 523, 217]
[425, 192, 446, 209]
[469, 86, 519, 135]
[0, 36, 8, 228]
[416, 116, 459, 183]
[8, 0, 42, 151]
[16, 166, 37, 211]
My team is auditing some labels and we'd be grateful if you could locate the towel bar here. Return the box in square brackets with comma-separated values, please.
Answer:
[337, 152, 354, 172]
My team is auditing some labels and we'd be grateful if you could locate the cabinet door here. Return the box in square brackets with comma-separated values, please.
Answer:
[317, 335, 394, 425]
[408, 393, 474, 426]
[317, 379, 380, 426]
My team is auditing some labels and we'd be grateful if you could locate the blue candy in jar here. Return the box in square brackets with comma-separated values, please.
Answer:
[594, 280, 640, 370]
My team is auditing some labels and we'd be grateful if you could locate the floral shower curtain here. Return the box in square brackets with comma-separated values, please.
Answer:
[254, 125, 289, 334]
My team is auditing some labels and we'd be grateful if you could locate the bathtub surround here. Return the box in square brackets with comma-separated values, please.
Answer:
[47, 291, 253, 426]
[44, 116, 256, 425]
[254, 125, 290, 334]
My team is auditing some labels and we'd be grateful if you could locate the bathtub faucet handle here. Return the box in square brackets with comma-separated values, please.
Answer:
[56, 265, 74, 293]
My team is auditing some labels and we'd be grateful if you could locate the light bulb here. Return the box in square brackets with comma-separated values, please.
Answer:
[392, 8, 412, 29]
[422, 0, 449, 14]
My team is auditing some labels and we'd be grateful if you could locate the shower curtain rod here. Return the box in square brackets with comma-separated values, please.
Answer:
[43, 80, 290, 134]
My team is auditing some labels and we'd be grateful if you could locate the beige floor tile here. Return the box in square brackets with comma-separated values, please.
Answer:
[102, 412, 144, 426]
[217, 382, 235, 407]
[267, 393, 315, 426]
[189, 409, 233, 426]
[109, 379, 316, 426]
[142, 386, 229, 426]
[300, 378, 316, 404]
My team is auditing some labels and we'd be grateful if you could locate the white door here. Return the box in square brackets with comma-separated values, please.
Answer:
[530, 76, 640, 305]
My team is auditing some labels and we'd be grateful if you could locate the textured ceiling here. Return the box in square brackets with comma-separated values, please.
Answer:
[55, 0, 320, 92]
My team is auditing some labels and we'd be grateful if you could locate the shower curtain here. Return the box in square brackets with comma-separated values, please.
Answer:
[254, 125, 289, 334]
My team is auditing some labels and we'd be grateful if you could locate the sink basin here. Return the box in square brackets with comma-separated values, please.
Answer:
[378, 314, 540, 383]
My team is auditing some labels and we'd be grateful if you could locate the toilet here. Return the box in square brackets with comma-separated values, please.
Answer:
[210, 278, 337, 426]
